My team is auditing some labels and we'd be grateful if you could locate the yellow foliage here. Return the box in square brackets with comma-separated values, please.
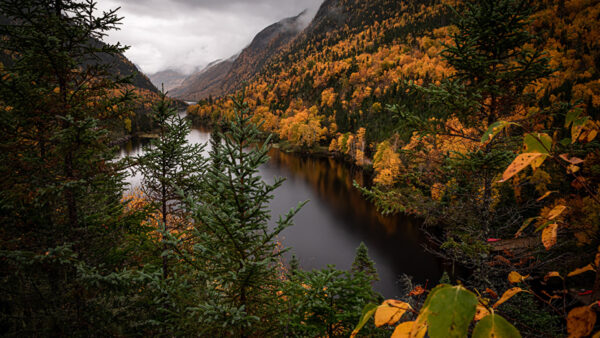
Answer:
[373, 141, 402, 186]
[374, 300, 412, 327]
[278, 108, 327, 148]
[567, 306, 597, 338]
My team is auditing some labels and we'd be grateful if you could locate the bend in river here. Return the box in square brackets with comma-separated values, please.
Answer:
[119, 119, 442, 297]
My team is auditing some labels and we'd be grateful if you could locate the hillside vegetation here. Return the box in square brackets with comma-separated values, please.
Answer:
[188, 0, 600, 335]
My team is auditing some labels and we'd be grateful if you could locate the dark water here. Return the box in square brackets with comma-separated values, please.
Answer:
[119, 124, 442, 298]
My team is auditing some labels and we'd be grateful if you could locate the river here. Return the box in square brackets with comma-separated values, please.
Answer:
[118, 121, 442, 298]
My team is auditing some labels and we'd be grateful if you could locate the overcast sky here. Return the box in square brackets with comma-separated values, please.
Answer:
[96, 0, 323, 75]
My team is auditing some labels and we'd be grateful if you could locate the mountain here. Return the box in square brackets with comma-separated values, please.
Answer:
[1, 12, 158, 95]
[188, 0, 599, 164]
[169, 57, 235, 101]
[94, 46, 159, 93]
[148, 69, 187, 92]
[218, 10, 311, 94]
[170, 10, 311, 101]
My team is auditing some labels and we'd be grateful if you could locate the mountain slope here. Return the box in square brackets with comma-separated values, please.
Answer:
[95, 48, 158, 93]
[171, 10, 311, 101]
[189, 0, 599, 165]
[169, 58, 235, 101]
[149, 69, 187, 92]
[219, 10, 311, 94]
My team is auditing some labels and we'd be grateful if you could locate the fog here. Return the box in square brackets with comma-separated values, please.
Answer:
[96, 0, 323, 75]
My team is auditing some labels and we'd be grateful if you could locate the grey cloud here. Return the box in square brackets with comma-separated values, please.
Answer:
[96, 0, 323, 74]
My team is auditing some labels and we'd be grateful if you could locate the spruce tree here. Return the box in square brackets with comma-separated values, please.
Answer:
[351, 242, 379, 282]
[437, 0, 551, 235]
[442, 0, 551, 128]
[135, 88, 206, 279]
[0, 1, 148, 334]
[175, 96, 305, 336]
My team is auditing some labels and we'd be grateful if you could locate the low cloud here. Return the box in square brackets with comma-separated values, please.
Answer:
[96, 0, 323, 75]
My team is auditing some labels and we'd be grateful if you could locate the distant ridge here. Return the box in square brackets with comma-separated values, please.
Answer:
[170, 10, 311, 101]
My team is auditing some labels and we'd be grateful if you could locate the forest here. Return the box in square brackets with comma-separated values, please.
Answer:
[1, 0, 600, 337]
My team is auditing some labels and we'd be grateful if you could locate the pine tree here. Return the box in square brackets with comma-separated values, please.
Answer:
[435, 0, 551, 237]
[351, 242, 379, 282]
[0, 0, 146, 333]
[135, 88, 206, 278]
[442, 0, 551, 128]
[174, 96, 305, 336]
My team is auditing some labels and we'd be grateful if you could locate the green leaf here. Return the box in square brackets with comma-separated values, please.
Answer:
[481, 121, 516, 144]
[351, 303, 378, 337]
[514, 217, 539, 238]
[559, 138, 572, 146]
[565, 109, 581, 128]
[534, 220, 554, 233]
[523, 133, 552, 154]
[420, 284, 478, 338]
[473, 313, 521, 338]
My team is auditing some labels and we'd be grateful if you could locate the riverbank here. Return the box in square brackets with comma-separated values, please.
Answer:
[119, 122, 442, 297]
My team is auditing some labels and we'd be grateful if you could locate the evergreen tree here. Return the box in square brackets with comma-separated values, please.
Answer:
[434, 0, 550, 235]
[135, 88, 206, 278]
[442, 0, 551, 128]
[351, 242, 379, 282]
[0, 0, 147, 334]
[172, 96, 305, 336]
[283, 266, 380, 337]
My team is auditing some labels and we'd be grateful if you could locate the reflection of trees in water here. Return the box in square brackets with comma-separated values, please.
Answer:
[267, 149, 422, 238]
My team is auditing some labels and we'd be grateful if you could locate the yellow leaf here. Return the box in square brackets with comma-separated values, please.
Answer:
[567, 306, 596, 338]
[559, 154, 585, 164]
[408, 316, 427, 338]
[493, 287, 526, 308]
[374, 300, 412, 327]
[567, 164, 580, 174]
[547, 205, 567, 220]
[593, 331, 600, 338]
[508, 271, 529, 284]
[544, 271, 561, 281]
[572, 123, 585, 142]
[542, 223, 558, 250]
[536, 191, 554, 202]
[474, 305, 490, 321]
[587, 128, 598, 142]
[567, 264, 595, 277]
[499, 153, 545, 183]
[391, 321, 416, 338]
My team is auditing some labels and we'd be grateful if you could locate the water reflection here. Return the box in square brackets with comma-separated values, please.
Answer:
[263, 149, 441, 297]
[119, 125, 441, 297]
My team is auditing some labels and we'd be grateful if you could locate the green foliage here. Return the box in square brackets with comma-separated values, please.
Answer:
[420, 284, 478, 338]
[352, 283, 523, 338]
[167, 97, 306, 336]
[135, 89, 206, 279]
[283, 265, 380, 337]
[136, 90, 206, 206]
[352, 303, 378, 336]
[352, 242, 379, 282]
[0, 0, 149, 334]
[443, 0, 551, 127]
[523, 132, 553, 154]
[481, 121, 517, 144]
[498, 292, 563, 337]
[472, 313, 521, 338]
